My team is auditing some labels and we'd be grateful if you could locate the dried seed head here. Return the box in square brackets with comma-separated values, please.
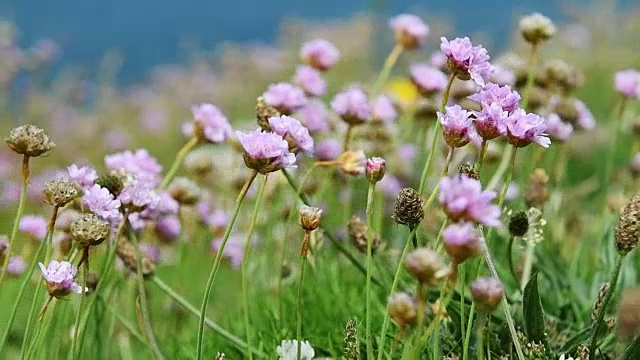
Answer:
[43, 178, 78, 207]
[615, 192, 640, 255]
[116, 238, 156, 276]
[387, 292, 418, 328]
[576, 344, 590, 360]
[458, 162, 479, 180]
[337, 150, 367, 176]
[524, 168, 550, 209]
[405, 247, 449, 284]
[348, 216, 381, 253]
[617, 287, 640, 341]
[519, 13, 556, 45]
[255, 96, 280, 131]
[343, 319, 359, 360]
[470, 277, 504, 312]
[70, 214, 111, 247]
[299, 205, 322, 231]
[508, 210, 530, 237]
[591, 282, 611, 322]
[95, 173, 125, 197]
[392, 188, 425, 229]
[5, 124, 55, 157]
[167, 177, 202, 205]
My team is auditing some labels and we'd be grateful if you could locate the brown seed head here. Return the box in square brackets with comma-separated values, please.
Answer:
[43, 178, 78, 207]
[116, 238, 156, 276]
[392, 188, 425, 229]
[591, 282, 610, 322]
[70, 214, 111, 247]
[615, 192, 640, 255]
[524, 168, 550, 209]
[255, 96, 280, 131]
[347, 216, 381, 253]
[5, 124, 55, 157]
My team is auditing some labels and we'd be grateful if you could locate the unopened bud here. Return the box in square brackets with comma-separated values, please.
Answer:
[299, 205, 322, 231]
[388, 292, 418, 328]
[470, 277, 504, 312]
[366, 157, 386, 183]
[405, 247, 449, 285]
[519, 13, 556, 45]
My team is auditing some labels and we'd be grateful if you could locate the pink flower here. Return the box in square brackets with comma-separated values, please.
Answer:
[300, 39, 340, 71]
[268, 115, 314, 154]
[293, 65, 326, 97]
[575, 99, 595, 130]
[331, 88, 371, 125]
[389, 14, 429, 50]
[366, 157, 386, 183]
[545, 113, 573, 142]
[468, 83, 520, 112]
[440, 37, 494, 86]
[438, 105, 475, 148]
[19, 215, 48, 241]
[439, 175, 501, 227]
[104, 149, 162, 186]
[491, 65, 516, 86]
[204, 209, 229, 230]
[314, 139, 342, 161]
[505, 109, 550, 148]
[430, 51, 447, 69]
[470, 277, 504, 312]
[473, 103, 508, 141]
[82, 184, 122, 224]
[297, 100, 330, 134]
[263, 83, 307, 115]
[118, 180, 160, 210]
[67, 164, 97, 189]
[372, 95, 398, 123]
[183, 103, 232, 143]
[443, 222, 482, 264]
[410, 63, 448, 96]
[236, 129, 297, 174]
[7, 256, 27, 277]
[39, 260, 84, 297]
[614, 69, 640, 98]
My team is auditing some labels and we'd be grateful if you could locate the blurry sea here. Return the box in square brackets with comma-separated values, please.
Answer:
[1, 0, 620, 83]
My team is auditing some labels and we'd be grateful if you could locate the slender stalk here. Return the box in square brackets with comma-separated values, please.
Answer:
[70, 257, 89, 358]
[370, 43, 404, 97]
[476, 313, 487, 360]
[343, 125, 354, 151]
[507, 236, 519, 287]
[520, 43, 539, 110]
[159, 136, 199, 189]
[127, 222, 165, 360]
[196, 170, 258, 359]
[442, 146, 455, 176]
[0, 155, 30, 286]
[295, 255, 308, 360]
[462, 302, 475, 360]
[418, 74, 456, 195]
[589, 254, 625, 356]
[498, 147, 518, 208]
[241, 174, 267, 360]
[460, 265, 466, 353]
[477, 140, 488, 175]
[520, 241, 536, 291]
[486, 146, 514, 191]
[365, 182, 376, 359]
[376, 227, 417, 360]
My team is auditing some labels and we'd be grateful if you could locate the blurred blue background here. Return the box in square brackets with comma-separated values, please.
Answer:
[1, 0, 617, 83]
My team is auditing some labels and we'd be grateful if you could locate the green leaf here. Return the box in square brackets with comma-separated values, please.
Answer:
[622, 334, 640, 360]
[522, 272, 547, 343]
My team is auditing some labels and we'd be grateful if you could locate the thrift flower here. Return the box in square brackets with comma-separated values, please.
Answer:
[470, 277, 504, 312]
[262, 82, 307, 115]
[268, 115, 314, 154]
[468, 83, 520, 112]
[314, 139, 342, 161]
[118, 180, 160, 211]
[67, 164, 97, 189]
[104, 149, 162, 186]
[183, 103, 232, 143]
[300, 39, 340, 71]
[7, 255, 27, 277]
[545, 113, 573, 142]
[389, 14, 429, 50]
[297, 100, 330, 134]
[39, 260, 84, 298]
[211, 233, 246, 269]
[237, 129, 297, 174]
[293, 65, 326, 97]
[388, 292, 418, 327]
[82, 184, 122, 223]
[276, 339, 315, 360]
[410, 63, 448, 96]
[5, 124, 55, 157]
[443, 222, 482, 264]
[372, 95, 398, 123]
[575, 99, 596, 130]
[519, 13, 557, 45]
[331, 88, 371, 125]
[505, 109, 551, 148]
[154, 215, 181, 243]
[366, 157, 386, 183]
[473, 103, 508, 140]
[614, 69, 640, 98]
[19, 215, 48, 241]
[440, 37, 494, 86]
[439, 175, 501, 227]
[438, 105, 475, 147]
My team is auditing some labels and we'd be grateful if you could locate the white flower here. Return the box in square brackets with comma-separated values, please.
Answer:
[276, 339, 315, 360]
[559, 355, 576, 360]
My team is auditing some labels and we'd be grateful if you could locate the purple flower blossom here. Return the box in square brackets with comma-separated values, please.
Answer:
[473, 103, 508, 141]
[331, 88, 371, 125]
[183, 103, 232, 143]
[438, 105, 475, 148]
[297, 100, 330, 134]
[372, 95, 398, 123]
[300, 39, 340, 71]
[575, 99, 596, 130]
[67, 164, 97, 189]
[468, 83, 520, 112]
[268, 115, 314, 154]
[443, 222, 481, 264]
[389, 14, 429, 50]
[410, 63, 448, 96]
[118, 180, 160, 210]
[430, 51, 447, 69]
[154, 215, 182, 243]
[263, 83, 307, 115]
[440, 37, 494, 86]
[7, 256, 27, 277]
[491, 65, 516, 86]
[314, 139, 342, 161]
[366, 157, 386, 183]
[439, 175, 501, 227]
[614, 69, 640, 98]
[505, 109, 550, 148]
[105, 149, 162, 186]
[144, 192, 179, 219]
[204, 209, 229, 230]
[236, 129, 297, 173]
[19, 215, 48, 241]
[293, 65, 326, 97]
[39, 260, 84, 297]
[140, 243, 161, 264]
[82, 184, 122, 224]
[545, 113, 573, 142]
[470, 277, 504, 312]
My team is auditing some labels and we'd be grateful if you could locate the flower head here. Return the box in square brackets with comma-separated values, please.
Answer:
[154, 215, 182, 243]
[276, 339, 315, 360]
[331, 88, 371, 125]
[473, 103, 508, 141]
[39, 260, 83, 298]
[104, 149, 162, 186]
[297, 100, 330, 134]
[545, 113, 573, 142]
[443, 222, 482, 264]
[405, 247, 449, 284]
[67, 164, 97, 190]
[470, 277, 504, 312]
[5, 124, 55, 157]
[300, 39, 340, 71]
[268, 115, 314, 154]
[19, 215, 48, 241]
[389, 14, 429, 50]
[118, 180, 160, 211]
[372, 95, 398, 123]
[314, 139, 342, 161]
[262, 83, 307, 115]
[614, 69, 640, 98]
[505, 109, 550, 148]
[388, 292, 418, 327]
[167, 177, 201, 205]
[366, 157, 386, 183]
[237, 129, 296, 174]
[438, 105, 475, 148]
[70, 213, 111, 247]
[7, 255, 27, 277]
[337, 150, 367, 176]
[439, 175, 501, 227]
[575, 99, 596, 130]
[468, 83, 520, 112]
[82, 184, 122, 224]
[293, 65, 326, 97]
[43, 178, 78, 207]
[392, 188, 424, 229]
[299, 205, 322, 231]
[410, 63, 448, 96]
[519, 13, 557, 44]
[184, 103, 232, 143]
[440, 37, 494, 86]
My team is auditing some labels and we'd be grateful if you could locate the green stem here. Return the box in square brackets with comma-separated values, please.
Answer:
[520, 43, 539, 110]
[462, 302, 475, 360]
[498, 147, 518, 209]
[418, 73, 456, 195]
[486, 146, 514, 191]
[296, 255, 307, 360]
[460, 265, 466, 354]
[476, 313, 487, 360]
[507, 236, 519, 287]
[196, 170, 258, 359]
[365, 182, 377, 359]
[241, 174, 268, 360]
[442, 146, 455, 176]
[520, 241, 536, 291]
[376, 226, 417, 360]
[70, 257, 89, 359]
[370, 43, 404, 97]
[343, 125, 354, 151]
[159, 136, 199, 189]
[477, 140, 488, 175]
[589, 254, 625, 356]
[0, 155, 30, 286]
[127, 222, 165, 360]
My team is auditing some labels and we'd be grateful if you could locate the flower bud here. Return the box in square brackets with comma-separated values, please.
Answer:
[387, 292, 418, 327]
[70, 213, 111, 247]
[508, 210, 529, 237]
[615, 192, 640, 255]
[470, 277, 504, 312]
[43, 178, 78, 207]
[255, 96, 280, 131]
[337, 150, 367, 176]
[389, 14, 429, 51]
[299, 205, 322, 231]
[405, 247, 449, 285]
[442, 222, 482, 264]
[366, 157, 386, 184]
[95, 173, 125, 197]
[5, 124, 55, 157]
[519, 13, 556, 45]
[392, 188, 425, 229]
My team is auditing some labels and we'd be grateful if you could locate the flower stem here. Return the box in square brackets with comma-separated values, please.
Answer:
[70, 255, 89, 359]
[196, 170, 258, 359]
[498, 146, 518, 208]
[418, 74, 455, 196]
[370, 43, 404, 97]
[589, 254, 625, 356]
[365, 182, 377, 359]
[521, 43, 539, 111]
[159, 136, 199, 189]
[295, 255, 308, 360]
[477, 140, 488, 175]
[475, 313, 487, 360]
[507, 235, 519, 287]
[343, 124, 354, 151]
[376, 226, 417, 360]
[0, 155, 30, 286]
[241, 174, 267, 360]
[443, 146, 455, 176]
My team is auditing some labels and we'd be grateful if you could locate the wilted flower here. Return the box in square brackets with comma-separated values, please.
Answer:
[405, 247, 449, 284]
[438, 105, 475, 147]
[276, 339, 315, 360]
[268, 115, 314, 154]
[262, 82, 307, 115]
[183, 103, 232, 143]
[39, 260, 84, 298]
[293, 65, 326, 97]
[299, 205, 322, 231]
[470, 277, 504, 312]
[614, 69, 640, 98]
[300, 39, 340, 71]
[388, 292, 418, 327]
[505, 109, 550, 148]
[410, 63, 448, 96]
[439, 175, 501, 227]
[70, 213, 111, 247]
[67, 164, 97, 189]
[82, 184, 122, 223]
[331, 88, 371, 125]
[237, 129, 296, 174]
[43, 178, 78, 207]
[440, 37, 494, 86]
[519, 13, 557, 45]
[5, 124, 55, 157]
[371, 95, 398, 123]
[337, 150, 367, 175]
[366, 157, 386, 183]
[19, 215, 48, 241]
[389, 14, 429, 50]
[443, 222, 482, 264]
